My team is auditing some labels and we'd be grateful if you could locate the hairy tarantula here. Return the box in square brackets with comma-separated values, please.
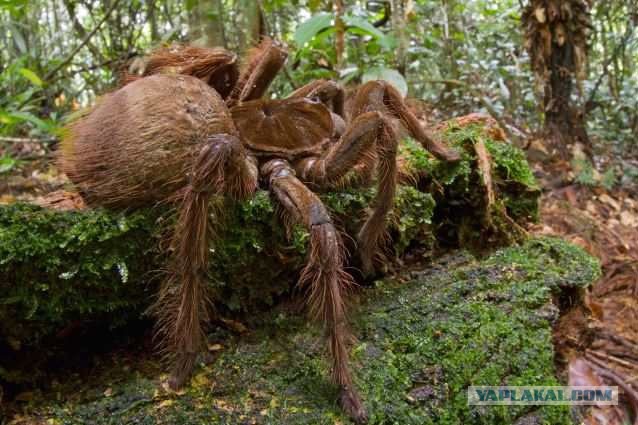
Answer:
[60, 38, 459, 423]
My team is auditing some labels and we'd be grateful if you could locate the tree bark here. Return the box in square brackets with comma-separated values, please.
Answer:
[390, 0, 407, 76]
[522, 0, 591, 158]
[334, 0, 345, 71]
[236, 0, 264, 51]
[188, 0, 226, 47]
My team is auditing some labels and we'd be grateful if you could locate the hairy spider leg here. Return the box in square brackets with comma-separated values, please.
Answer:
[295, 111, 398, 278]
[353, 80, 461, 162]
[120, 45, 240, 99]
[289, 79, 346, 118]
[227, 37, 288, 107]
[262, 158, 368, 424]
[152, 134, 258, 390]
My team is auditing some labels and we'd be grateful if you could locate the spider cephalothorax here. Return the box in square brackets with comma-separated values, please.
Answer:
[59, 38, 459, 424]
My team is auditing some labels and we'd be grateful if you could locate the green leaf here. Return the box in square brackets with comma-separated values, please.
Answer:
[7, 22, 26, 52]
[0, 110, 19, 125]
[361, 67, 408, 97]
[8, 111, 52, 132]
[18, 68, 43, 87]
[343, 15, 391, 49]
[294, 12, 333, 47]
[0, 156, 17, 174]
[343, 15, 384, 39]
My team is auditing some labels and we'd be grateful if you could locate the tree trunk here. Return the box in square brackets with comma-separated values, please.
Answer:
[544, 36, 589, 155]
[333, 0, 345, 71]
[188, 0, 226, 47]
[235, 0, 264, 52]
[522, 0, 591, 158]
[390, 0, 407, 76]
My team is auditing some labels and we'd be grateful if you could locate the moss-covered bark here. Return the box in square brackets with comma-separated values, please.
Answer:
[0, 116, 539, 385]
[13, 238, 600, 424]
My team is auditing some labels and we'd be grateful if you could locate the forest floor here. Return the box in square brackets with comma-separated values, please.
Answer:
[527, 148, 638, 425]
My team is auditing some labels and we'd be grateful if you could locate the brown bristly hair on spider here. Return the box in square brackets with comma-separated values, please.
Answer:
[120, 44, 239, 98]
[150, 136, 257, 386]
[299, 222, 356, 386]
[227, 37, 287, 106]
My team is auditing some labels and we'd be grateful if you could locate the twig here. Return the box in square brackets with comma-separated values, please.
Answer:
[587, 348, 638, 371]
[49, 51, 138, 84]
[44, 0, 123, 81]
[0, 136, 58, 144]
[584, 357, 638, 425]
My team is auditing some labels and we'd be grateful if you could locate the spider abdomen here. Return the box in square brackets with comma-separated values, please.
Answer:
[60, 74, 236, 207]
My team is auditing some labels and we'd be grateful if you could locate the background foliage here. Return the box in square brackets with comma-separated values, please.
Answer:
[0, 0, 636, 177]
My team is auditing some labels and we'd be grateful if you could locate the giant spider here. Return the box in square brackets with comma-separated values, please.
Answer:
[60, 38, 459, 423]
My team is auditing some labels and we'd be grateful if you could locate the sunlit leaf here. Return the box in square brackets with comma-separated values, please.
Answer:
[343, 15, 392, 49]
[362, 66, 408, 97]
[18, 68, 43, 87]
[0, 110, 18, 125]
[294, 12, 333, 48]
[343, 15, 383, 39]
[0, 157, 17, 174]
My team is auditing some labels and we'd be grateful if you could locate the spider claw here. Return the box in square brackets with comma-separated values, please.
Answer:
[339, 385, 369, 424]
[359, 254, 376, 280]
[168, 352, 198, 390]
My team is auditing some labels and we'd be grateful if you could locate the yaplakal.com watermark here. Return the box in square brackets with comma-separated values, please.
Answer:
[468, 386, 619, 405]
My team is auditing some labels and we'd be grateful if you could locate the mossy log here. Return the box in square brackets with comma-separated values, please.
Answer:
[13, 238, 600, 424]
[0, 116, 540, 384]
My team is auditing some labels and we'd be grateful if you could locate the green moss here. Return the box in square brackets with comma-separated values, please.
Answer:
[397, 122, 540, 249]
[0, 183, 436, 358]
[0, 204, 159, 345]
[18, 238, 599, 424]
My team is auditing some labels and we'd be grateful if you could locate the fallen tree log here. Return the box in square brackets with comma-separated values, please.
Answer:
[0, 115, 540, 384]
[10, 238, 600, 424]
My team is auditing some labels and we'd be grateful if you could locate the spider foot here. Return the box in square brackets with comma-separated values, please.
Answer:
[339, 385, 368, 424]
[357, 234, 386, 281]
[359, 253, 376, 280]
[168, 352, 198, 390]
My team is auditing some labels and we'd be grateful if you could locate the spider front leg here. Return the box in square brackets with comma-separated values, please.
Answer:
[289, 79, 345, 117]
[295, 111, 398, 278]
[262, 159, 368, 424]
[353, 80, 461, 162]
[153, 134, 258, 390]
[227, 37, 288, 107]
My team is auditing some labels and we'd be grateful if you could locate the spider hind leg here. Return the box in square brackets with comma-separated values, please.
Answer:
[153, 134, 257, 390]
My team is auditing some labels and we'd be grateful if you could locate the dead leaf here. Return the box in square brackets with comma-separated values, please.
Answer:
[599, 194, 621, 212]
[207, 343, 223, 352]
[158, 399, 174, 409]
[620, 211, 638, 228]
[220, 318, 248, 334]
[14, 391, 35, 402]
